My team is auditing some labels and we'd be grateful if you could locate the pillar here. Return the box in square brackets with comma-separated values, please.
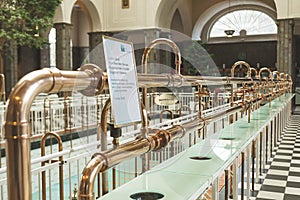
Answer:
[277, 19, 294, 75]
[40, 43, 50, 68]
[54, 23, 72, 70]
[3, 40, 18, 97]
[88, 31, 114, 68]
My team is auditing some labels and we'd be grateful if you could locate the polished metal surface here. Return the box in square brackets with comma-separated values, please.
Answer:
[142, 38, 182, 75]
[4, 64, 103, 200]
[41, 132, 64, 200]
[2, 37, 293, 200]
[231, 61, 251, 78]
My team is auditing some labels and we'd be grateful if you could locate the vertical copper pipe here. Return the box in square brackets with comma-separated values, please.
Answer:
[112, 138, 119, 190]
[99, 98, 111, 195]
[41, 132, 64, 200]
[159, 109, 174, 122]
[225, 170, 229, 200]
[141, 38, 182, 132]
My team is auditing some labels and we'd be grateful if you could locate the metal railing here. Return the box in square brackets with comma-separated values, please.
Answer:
[0, 91, 233, 200]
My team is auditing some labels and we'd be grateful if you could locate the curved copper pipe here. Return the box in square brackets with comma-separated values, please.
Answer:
[159, 109, 174, 122]
[272, 71, 281, 80]
[231, 61, 251, 78]
[78, 98, 261, 200]
[280, 72, 286, 80]
[41, 132, 64, 200]
[142, 38, 182, 75]
[77, 82, 291, 200]
[78, 119, 189, 199]
[99, 98, 111, 195]
[4, 64, 103, 200]
[194, 102, 206, 112]
[178, 105, 192, 116]
[250, 68, 259, 79]
[259, 67, 273, 80]
[141, 38, 182, 118]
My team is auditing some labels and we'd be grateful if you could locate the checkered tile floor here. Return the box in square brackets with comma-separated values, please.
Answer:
[254, 115, 300, 200]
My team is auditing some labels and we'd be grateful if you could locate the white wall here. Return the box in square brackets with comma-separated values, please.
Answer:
[275, 0, 300, 19]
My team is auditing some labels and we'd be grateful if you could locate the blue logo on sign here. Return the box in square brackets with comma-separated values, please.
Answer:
[121, 44, 125, 52]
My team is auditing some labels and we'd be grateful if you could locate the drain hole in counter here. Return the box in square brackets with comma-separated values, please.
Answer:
[130, 192, 164, 200]
[220, 137, 235, 140]
[189, 156, 212, 160]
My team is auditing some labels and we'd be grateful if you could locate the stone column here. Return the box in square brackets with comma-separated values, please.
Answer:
[88, 31, 114, 68]
[3, 40, 18, 97]
[277, 19, 294, 75]
[40, 43, 50, 68]
[54, 23, 72, 70]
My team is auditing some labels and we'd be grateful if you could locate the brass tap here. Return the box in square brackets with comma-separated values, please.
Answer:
[250, 67, 259, 79]
[142, 38, 182, 75]
[231, 61, 251, 78]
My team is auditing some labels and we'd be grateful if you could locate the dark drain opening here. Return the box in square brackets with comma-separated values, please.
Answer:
[130, 192, 164, 200]
[189, 156, 212, 160]
[220, 137, 235, 140]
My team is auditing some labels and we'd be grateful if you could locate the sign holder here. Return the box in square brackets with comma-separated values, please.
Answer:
[103, 36, 142, 127]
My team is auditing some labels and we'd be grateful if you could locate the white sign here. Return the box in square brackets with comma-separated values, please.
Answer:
[103, 36, 142, 126]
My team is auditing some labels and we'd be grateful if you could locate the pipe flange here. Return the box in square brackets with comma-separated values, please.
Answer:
[173, 124, 186, 138]
[79, 64, 104, 96]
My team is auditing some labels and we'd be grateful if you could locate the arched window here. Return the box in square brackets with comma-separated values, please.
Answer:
[210, 10, 277, 38]
[49, 28, 56, 67]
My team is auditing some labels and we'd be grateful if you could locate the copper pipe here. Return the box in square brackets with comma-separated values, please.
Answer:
[193, 102, 205, 112]
[78, 85, 282, 200]
[99, 98, 148, 195]
[272, 71, 281, 80]
[178, 105, 192, 116]
[99, 98, 111, 195]
[78, 99, 258, 200]
[250, 68, 259, 79]
[159, 109, 174, 122]
[259, 67, 273, 80]
[41, 132, 64, 200]
[280, 72, 286, 80]
[4, 64, 103, 200]
[97, 73, 263, 90]
[142, 38, 182, 75]
[141, 38, 182, 118]
[231, 61, 251, 78]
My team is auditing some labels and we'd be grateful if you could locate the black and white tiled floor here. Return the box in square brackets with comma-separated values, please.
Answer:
[254, 115, 300, 200]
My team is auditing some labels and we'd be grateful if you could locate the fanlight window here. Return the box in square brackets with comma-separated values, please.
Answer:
[210, 10, 277, 38]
